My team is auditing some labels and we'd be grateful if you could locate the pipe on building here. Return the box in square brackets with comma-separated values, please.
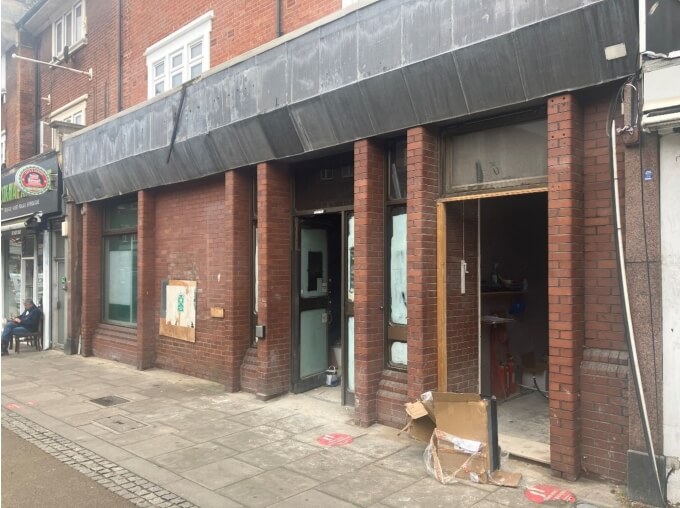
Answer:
[118, 0, 123, 112]
[33, 34, 41, 156]
[275, 0, 282, 38]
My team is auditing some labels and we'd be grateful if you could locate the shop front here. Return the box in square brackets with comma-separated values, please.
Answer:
[1, 152, 65, 350]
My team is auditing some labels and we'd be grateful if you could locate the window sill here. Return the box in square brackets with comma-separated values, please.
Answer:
[51, 38, 88, 65]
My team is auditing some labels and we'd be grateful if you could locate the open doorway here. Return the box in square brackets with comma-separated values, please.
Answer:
[292, 213, 349, 399]
[479, 192, 549, 463]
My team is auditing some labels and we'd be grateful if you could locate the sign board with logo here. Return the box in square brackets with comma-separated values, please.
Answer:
[159, 280, 197, 342]
[1, 153, 61, 221]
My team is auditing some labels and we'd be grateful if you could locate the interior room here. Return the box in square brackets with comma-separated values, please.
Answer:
[479, 192, 550, 462]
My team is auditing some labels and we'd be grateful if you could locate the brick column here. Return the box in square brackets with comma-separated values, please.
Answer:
[354, 139, 385, 426]
[7, 43, 37, 165]
[224, 169, 253, 392]
[256, 162, 291, 399]
[81, 202, 102, 357]
[137, 190, 155, 369]
[406, 127, 439, 399]
[547, 94, 585, 480]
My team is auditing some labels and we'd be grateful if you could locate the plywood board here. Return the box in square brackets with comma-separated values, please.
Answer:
[438, 186, 548, 203]
[498, 433, 550, 464]
[160, 280, 197, 342]
[436, 202, 447, 392]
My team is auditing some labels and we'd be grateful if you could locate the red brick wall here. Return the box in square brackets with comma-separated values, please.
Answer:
[547, 93, 585, 481]
[34, 0, 120, 139]
[579, 91, 629, 482]
[445, 200, 479, 393]
[256, 161, 291, 399]
[81, 202, 102, 357]
[137, 190, 156, 369]
[5, 43, 36, 166]
[224, 169, 253, 392]
[152, 176, 229, 382]
[122, 0, 340, 108]
[406, 126, 439, 399]
[354, 138, 385, 426]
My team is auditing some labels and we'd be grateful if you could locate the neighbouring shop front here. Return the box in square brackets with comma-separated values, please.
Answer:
[1, 152, 66, 350]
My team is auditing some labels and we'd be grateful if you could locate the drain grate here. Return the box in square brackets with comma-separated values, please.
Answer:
[90, 395, 130, 407]
[94, 415, 148, 433]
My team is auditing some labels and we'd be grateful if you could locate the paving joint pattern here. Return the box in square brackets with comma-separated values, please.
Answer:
[2, 408, 198, 508]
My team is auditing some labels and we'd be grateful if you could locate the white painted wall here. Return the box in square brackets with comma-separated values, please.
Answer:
[661, 132, 680, 504]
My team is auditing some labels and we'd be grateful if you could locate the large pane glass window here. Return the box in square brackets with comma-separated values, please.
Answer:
[386, 139, 407, 367]
[103, 202, 138, 325]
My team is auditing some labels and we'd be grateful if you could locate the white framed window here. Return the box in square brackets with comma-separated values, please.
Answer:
[53, 1, 86, 59]
[145, 11, 213, 98]
[49, 95, 87, 149]
[1, 130, 6, 166]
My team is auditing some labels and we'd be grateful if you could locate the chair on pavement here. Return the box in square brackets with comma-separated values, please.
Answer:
[13, 314, 43, 353]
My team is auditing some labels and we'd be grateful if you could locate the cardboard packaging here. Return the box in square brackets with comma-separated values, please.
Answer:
[405, 392, 521, 487]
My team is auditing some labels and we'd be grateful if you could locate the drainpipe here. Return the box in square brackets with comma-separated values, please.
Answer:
[118, 0, 123, 112]
[275, 0, 282, 37]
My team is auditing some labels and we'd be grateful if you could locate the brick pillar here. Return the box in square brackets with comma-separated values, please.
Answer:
[354, 139, 385, 426]
[81, 202, 102, 357]
[8, 43, 37, 165]
[66, 201, 83, 355]
[547, 93, 585, 480]
[224, 169, 252, 392]
[137, 190, 155, 369]
[406, 127, 439, 399]
[256, 162, 291, 399]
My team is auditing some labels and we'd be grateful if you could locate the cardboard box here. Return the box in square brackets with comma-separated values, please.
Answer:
[407, 392, 520, 487]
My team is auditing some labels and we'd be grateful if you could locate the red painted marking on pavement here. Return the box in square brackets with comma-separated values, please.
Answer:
[4, 403, 21, 410]
[316, 433, 353, 447]
[524, 484, 576, 504]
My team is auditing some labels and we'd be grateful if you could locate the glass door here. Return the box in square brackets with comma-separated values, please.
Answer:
[52, 232, 67, 348]
[292, 218, 331, 393]
[343, 212, 355, 406]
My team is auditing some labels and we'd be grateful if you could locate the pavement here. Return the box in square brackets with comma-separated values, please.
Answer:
[1, 349, 627, 508]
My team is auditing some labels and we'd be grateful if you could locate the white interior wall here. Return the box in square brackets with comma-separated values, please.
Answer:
[661, 132, 680, 504]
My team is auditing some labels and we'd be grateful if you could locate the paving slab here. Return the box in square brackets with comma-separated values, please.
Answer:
[234, 438, 320, 470]
[213, 425, 291, 453]
[116, 456, 184, 486]
[122, 433, 196, 459]
[227, 406, 297, 427]
[344, 433, 410, 459]
[374, 444, 430, 479]
[174, 418, 249, 444]
[379, 477, 490, 508]
[216, 467, 320, 508]
[152, 442, 238, 473]
[163, 479, 243, 508]
[316, 464, 418, 507]
[269, 489, 358, 508]
[283, 446, 374, 481]
[181, 457, 264, 490]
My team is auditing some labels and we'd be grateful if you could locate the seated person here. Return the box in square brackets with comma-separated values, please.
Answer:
[2, 299, 42, 355]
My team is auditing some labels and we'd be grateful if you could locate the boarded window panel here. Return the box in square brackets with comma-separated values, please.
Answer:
[444, 120, 547, 195]
[390, 208, 407, 325]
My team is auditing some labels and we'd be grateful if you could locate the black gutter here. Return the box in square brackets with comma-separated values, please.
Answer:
[14, 0, 49, 31]
[33, 34, 41, 155]
[275, 0, 282, 37]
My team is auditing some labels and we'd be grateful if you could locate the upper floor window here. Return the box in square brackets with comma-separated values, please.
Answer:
[145, 11, 213, 98]
[49, 95, 87, 150]
[53, 1, 86, 59]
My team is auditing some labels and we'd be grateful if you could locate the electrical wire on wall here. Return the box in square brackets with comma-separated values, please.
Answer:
[609, 112, 666, 505]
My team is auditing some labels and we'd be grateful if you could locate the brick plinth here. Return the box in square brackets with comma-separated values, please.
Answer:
[256, 162, 291, 399]
[224, 169, 253, 392]
[406, 126, 439, 400]
[547, 93, 585, 481]
[137, 190, 155, 369]
[353, 139, 385, 426]
[81, 203, 102, 357]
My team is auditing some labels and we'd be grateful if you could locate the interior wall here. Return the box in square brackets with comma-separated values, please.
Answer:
[445, 200, 479, 392]
[480, 193, 548, 366]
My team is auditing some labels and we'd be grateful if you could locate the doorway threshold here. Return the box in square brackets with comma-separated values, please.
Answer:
[499, 433, 550, 464]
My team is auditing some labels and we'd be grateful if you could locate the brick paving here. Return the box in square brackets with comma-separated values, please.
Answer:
[2, 409, 197, 508]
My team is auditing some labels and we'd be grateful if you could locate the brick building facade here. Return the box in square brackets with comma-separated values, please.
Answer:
[3, 0, 668, 497]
